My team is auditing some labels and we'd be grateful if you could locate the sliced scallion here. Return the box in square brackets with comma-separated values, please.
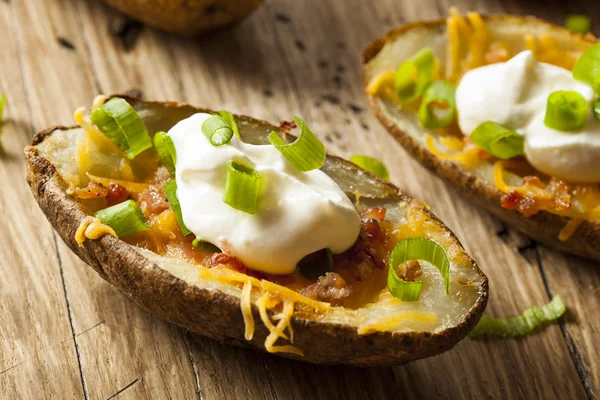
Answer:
[153, 131, 177, 175]
[94, 200, 149, 238]
[470, 296, 565, 338]
[544, 90, 589, 132]
[350, 155, 389, 181]
[394, 48, 435, 102]
[471, 121, 525, 159]
[572, 43, 600, 93]
[565, 14, 591, 35]
[594, 100, 600, 120]
[268, 116, 326, 172]
[90, 97, 152, 159]
[418, 81, 457, 129]
[201, 115, 234, 146]
[218, 110, 240, 139]
[192, 239, 222, 253]
[223, 161, 262, 214]
[297, 248, 333, 280]
[387, 237, 450, 302]
[163, 180, 192, 236]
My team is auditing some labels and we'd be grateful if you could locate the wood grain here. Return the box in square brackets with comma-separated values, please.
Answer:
[0, 0, 598, 398]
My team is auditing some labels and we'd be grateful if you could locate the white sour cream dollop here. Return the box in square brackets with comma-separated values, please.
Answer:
[169, 113, 361, 274]
[456, 50, 600, 182]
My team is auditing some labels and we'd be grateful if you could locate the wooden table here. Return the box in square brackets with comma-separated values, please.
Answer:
[1, 0, 598, 398]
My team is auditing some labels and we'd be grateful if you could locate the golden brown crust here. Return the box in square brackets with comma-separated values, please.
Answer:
[363, 15, 600, 263]
[102, 0, 263, 36]
[24, 97, 487, 366]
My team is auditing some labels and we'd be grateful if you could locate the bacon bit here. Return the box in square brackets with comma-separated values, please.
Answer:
[500, 176, 572, 217]
[71, 182, 109, 199]
[299, 272, 352, 305]
[138, 185, 170, 216]
[360, 207, 386, 220]
[106, 183, 129, 206]
[398, 260, 423, 282]
[279, 120, 297, 132]
[206, 253, 246, 272]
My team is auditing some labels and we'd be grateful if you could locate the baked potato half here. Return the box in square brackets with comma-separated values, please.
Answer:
[364, 13, 600, 262]
[25, 96, 487, 366]
[102, 0, 263, 35]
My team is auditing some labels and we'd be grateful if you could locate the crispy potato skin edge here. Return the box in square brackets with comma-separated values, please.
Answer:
[24, 97, 488, 366]
[363, 15, 600, 263]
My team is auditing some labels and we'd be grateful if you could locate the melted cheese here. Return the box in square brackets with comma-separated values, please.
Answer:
[75, 216, 117, 246]
[358, 311, 440, 335]
[425, 134, 480, 166]
[258, 295, 303, 356]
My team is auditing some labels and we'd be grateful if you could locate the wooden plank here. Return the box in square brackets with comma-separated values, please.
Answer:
[8, 0, 200, 399]
[0, 1, 84, 399]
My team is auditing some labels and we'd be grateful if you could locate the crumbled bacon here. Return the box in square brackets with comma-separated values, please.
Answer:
[106, 183, 129, 206]
[501, 176, 572, 217]
[206, 253, 246, 272]
[138, 185, 170, 216]
[299, 272, 352, 305]
[279, 120, 297, 132]
[399, 260, 423, 282]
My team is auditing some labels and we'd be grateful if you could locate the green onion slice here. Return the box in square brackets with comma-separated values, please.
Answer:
[94, 200, 149, 238]
[544, 90, 589, 132]
[0, 93, 6, 122]
[565, 14, 591, 34]
[418, 80, 457, 129]
[163, 180, 192, 236]
[153, 131, 177, 176]
[471, 121, 525, 159]
[192, 239, 222, 253]
[297, 248, 334, 280]
[218, 110, 240, 139]
[470, 296, 565, 338]
[268, 116, 326, 172]
[594, 100, 600, 121]
[394, 48, 435, 102]
[573, 43, 600, 93]
[223, 161, 262, 214]
[201, 115, 234, 146]
[350, 155, 389, 181]
[90, 97, 152, 159]
[387, 237, 450, 302]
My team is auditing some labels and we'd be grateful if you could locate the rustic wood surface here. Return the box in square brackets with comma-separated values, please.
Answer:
[1, 0, 598, 398]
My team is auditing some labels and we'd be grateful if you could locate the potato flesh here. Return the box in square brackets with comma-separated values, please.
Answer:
[36, 105, 484, 333]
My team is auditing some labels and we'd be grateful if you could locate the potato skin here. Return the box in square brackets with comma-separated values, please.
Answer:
[363, 16, 600, 263]
[102, 0, 263, 36]
[24, 98, 487, 366]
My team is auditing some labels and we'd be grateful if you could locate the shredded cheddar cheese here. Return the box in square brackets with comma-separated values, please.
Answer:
[196, 265, 332, 356]
[258, 294, 303, 356]
[559, 218, 583, 241]
[358, 311, 440, 335]
[75, 216, 117, 246]
[241, 280, 255, 340]
[425, 134, 480, 166]
[86, 173, 150, 193]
